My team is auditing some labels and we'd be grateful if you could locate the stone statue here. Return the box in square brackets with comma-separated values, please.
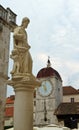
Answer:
[10, 17, 33, 79]
[10, 49, 20, 74]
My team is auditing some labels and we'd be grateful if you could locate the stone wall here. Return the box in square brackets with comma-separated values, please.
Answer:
[0, 5, 17, 130]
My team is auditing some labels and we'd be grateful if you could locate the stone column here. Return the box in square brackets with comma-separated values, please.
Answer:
[15, 84, 33, 130]
[8, 78, 40, 130]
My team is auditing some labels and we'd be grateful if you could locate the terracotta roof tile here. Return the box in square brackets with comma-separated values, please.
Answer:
[55, 102, 79, 115]
[63, 86, 79, 95]
[6, 95, 15, 104]
[5, 107, 14, 117]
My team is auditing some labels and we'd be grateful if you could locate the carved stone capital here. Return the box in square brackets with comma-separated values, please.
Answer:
[7, 73, 41, 92]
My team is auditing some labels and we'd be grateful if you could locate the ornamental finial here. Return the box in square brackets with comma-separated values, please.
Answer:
[47, 56, 51, 67]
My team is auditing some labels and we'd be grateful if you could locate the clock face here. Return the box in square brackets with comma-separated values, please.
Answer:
[38, 80, 53, 96]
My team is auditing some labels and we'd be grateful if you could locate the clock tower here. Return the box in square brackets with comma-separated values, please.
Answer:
[35, 58, 63, 126]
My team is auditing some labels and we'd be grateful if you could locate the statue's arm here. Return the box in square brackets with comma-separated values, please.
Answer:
[13, 27, 24, 41]
[14, 44, 28, 50]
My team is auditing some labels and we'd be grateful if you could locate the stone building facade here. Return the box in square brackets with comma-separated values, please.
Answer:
[63, 86, 79, 103]
[0, 5, 17, 130]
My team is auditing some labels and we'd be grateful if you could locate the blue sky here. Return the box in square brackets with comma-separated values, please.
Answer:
[1, 0, 79, 96]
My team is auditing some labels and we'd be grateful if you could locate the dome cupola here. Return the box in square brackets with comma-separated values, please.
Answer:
[37, 57, 62, 81]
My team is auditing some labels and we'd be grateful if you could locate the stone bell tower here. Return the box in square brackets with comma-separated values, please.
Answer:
[0, 5, 17, 130]
[35, 58, 63, 126]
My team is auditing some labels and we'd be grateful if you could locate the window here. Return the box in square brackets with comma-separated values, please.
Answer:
[71, 98, 74, 103]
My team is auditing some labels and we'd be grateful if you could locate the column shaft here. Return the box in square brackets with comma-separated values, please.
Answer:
[14, 87, 34, 130]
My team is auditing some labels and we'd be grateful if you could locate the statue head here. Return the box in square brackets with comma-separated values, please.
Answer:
[21, 17, 30, 27]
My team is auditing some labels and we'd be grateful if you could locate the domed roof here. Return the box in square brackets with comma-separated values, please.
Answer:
[36, 58, 62, 81]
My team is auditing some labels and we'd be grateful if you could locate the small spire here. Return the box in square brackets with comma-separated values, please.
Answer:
[47, 56, 51, 67]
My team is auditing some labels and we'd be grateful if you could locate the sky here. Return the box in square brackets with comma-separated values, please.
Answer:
[1, 0, 79, 97]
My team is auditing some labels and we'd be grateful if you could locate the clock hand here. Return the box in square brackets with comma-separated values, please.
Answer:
[43, 85, 47, 91]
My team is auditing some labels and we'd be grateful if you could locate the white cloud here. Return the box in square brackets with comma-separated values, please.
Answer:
[64, 61, 79, 73]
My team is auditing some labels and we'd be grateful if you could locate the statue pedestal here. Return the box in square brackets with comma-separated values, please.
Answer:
[8, 75, 40, 130]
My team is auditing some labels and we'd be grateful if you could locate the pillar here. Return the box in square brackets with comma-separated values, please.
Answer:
[8, 78, 40, 130]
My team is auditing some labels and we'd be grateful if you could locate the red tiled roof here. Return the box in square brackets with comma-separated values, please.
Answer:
[5, 107, 14, 117]
[55, 102, 79, 115]
[63, 86, 79, 95]
[6, 95, 15, 104]
[37, 67, 62, 81]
